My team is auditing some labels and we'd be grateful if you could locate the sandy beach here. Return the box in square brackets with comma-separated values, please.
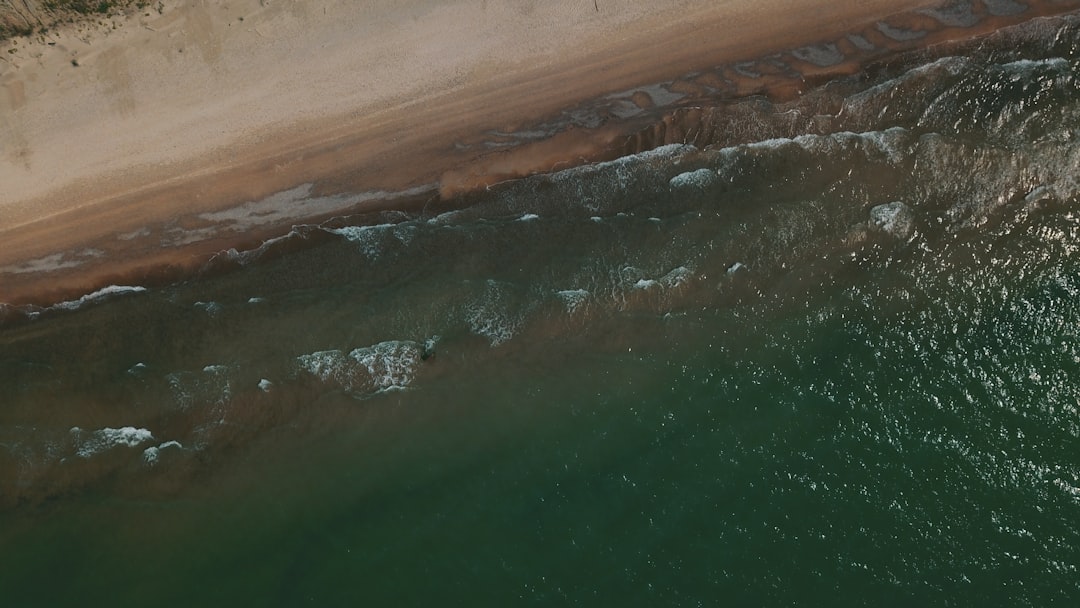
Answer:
[2, 0, 1077, 305]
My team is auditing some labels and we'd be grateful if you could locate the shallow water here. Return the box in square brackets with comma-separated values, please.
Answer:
[3, 13, 1080, 606]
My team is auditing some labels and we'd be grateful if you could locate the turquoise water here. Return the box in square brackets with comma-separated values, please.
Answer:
[4, 13, 1080, 607]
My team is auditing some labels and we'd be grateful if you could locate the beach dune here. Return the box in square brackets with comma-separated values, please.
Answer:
[1, 0, 1074, 305]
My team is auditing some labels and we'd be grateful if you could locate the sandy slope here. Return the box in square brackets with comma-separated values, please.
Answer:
[0, 0, 1012, 303]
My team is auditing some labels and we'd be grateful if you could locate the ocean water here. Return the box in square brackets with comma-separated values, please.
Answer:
[4, 14, 1080, 606]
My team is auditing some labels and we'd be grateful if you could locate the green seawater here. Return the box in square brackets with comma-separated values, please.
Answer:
[4, 216, 1080, 605]
[4, 14, 1080, 607]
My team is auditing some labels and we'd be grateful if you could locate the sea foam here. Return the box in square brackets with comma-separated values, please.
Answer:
[142, 440, 183, 466]
[71, 426, 155, 459]
[167, 365, 232, 411]
[668, 169, 717, 191]
[464, 280, 527, 346]
[556, 289, 590, 314]
[48, 286, 147, 313]
[297, 340, 425, 395]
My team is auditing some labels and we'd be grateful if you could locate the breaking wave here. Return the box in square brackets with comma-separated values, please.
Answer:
[297, 340, 427, 396]
[4, 12, 1080, 513]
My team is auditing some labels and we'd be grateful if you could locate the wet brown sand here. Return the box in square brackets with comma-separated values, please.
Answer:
[1, 0, 1078, 307]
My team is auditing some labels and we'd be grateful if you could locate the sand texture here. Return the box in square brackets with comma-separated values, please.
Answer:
[2, 0, 1078, 304]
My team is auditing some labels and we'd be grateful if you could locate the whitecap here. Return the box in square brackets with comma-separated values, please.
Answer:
[465, 281, 526, 347]
[855, 128, 913, 165]
[999, 57, 1069, 73]
[869, 201, 916, 239]
[71, 426, 155, 459]
[423, 336, 440, 360]
[466, 307, 521, 346]
[297, 340, 425, 394]
[349, 341, 423, 390]
[659, 266, 693, 288]
[668, 168, 716, 190]
[329, 223, 396, 255]
[634, 143, 695, 161]
[744, 137, 798, 152]
[142, 440, 183, 466]
[635, 279, 659, 290]
[556, 289, 590, 313]
[209, 230, 307, 265]
[633, 267, 692, 290]
[48, 285, 147, 312]
[787, 127, 912, 165]
[297, 350, 349, 384]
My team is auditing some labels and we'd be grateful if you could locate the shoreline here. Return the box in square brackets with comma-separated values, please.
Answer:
[2, 0, 1078, 308]
[2, 5, 1080, 515]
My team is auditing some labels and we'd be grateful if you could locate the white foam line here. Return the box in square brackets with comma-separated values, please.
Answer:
[47, 285, 148, 312]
